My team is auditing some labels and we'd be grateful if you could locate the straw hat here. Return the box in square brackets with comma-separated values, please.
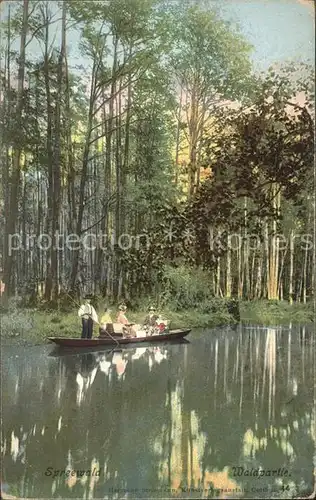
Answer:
[119, 304, 127, 311]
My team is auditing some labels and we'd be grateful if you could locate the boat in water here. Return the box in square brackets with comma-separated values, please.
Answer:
[48, 328, 191, 348]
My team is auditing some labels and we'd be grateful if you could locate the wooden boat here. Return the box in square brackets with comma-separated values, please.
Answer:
[48, 328, 191, 348]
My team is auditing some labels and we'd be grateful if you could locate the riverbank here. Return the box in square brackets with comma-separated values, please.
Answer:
[240, 299, 314, 325]
[0, 306, 233, 346]
[1, 300, 313, 346]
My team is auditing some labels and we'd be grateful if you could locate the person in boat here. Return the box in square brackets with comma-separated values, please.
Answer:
[78, 295, 99, 339]
[143, 306, 168, 335]
[99, 306, 115, 337]
[143, 305, 159, 336]
[155, 316, 169, 334]
[117, 304, 137, 337]
[143, 306, 159, 327]
[117, 303, 128, 324]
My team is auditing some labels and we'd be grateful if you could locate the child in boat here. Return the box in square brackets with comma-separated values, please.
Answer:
[78, 295, 99, 339]
[155, 317, 168, 333]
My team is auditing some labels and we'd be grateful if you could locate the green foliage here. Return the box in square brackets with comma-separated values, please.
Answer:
[162, 264, 214, 310]
[0, 0, 314, 304]
[171, 5, 253, 98]
[241, 300, 314, 325]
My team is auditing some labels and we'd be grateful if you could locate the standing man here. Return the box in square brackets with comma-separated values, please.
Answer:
[78, 295, 99, 339]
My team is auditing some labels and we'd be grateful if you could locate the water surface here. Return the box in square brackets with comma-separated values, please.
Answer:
[2, 324, 315, 499]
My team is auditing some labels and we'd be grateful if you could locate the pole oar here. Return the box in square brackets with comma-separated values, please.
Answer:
[65, 291, 82, 310]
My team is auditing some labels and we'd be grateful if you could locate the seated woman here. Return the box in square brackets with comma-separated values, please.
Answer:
[99, 307, 119, 338]
[117, 304, 141, 338]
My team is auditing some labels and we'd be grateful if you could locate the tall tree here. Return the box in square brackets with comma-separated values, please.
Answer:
[170, 5, 253, 198]
[3, 0, 29, 297]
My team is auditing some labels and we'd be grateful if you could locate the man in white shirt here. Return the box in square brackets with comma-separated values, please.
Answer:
[78, 295, 99, 339]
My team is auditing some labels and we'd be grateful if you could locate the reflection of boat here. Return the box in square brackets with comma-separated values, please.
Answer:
[48, 329, 191, 348]
[48, 337, 190, 357]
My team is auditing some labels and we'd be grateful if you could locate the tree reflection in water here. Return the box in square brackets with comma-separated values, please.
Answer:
[1, 325, 315, 499]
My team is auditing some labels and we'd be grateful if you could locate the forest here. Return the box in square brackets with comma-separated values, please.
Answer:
[0, 0, 314, 311]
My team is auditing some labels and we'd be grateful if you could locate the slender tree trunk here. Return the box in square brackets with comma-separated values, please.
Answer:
[2, 6, 11, 300]
[188, 85, 199, 199]
[120, 65, 132, 296]
[250, 250, 256, 299]
[51, 0, 66, 300]
[238, 230, 243, 299]
[265, 220, 270, 299]
[21, 172, 27, 285]
[289, 229, 294, 304]
[277, 246, 288, 299]
[312, 187, 316, 305]
[244, 197, 250, 299]
[95, 104, 108, 295]
[226, 234, 232, 298]
[122, 74, 132, 234]
[175, 88, 183, 185]
[94, 37, 118, 297]
[302, 209, 311, 303]
[255, 253, 263, 299]
[216, 257, 221, 297]
[4, 0, 29, 298]
[69, 62, 98, 294]
[268, 187, 280, 300]
[43, 9, 54, 301]
[115, 80, 122, 243]
[113, 77, 122, 300]
[65, 45, 76, 232]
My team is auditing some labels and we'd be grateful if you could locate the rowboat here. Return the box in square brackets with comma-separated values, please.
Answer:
[48, 328, 191, 348]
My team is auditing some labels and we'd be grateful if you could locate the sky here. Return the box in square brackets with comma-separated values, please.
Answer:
[0, 0, 314, 74]
[216, 0, 315, 71]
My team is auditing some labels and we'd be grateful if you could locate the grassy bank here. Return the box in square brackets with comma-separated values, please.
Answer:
[1, 305, 234, 345]
[240, 300, 314, 325]
[1, 299, 313, 346]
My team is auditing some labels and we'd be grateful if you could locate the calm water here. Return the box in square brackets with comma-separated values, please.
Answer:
[1, 325, 315, 499]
